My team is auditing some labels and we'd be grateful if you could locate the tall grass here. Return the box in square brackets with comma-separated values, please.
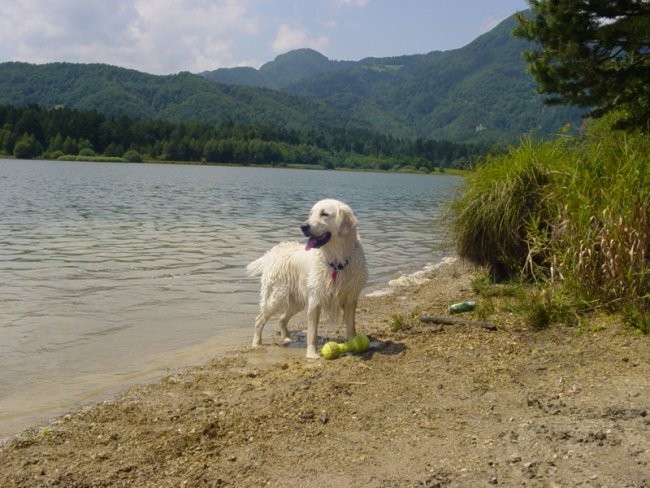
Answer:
[451, 138, 560, 280]
[557, 132, 649, 309]
[451, 122, 649, 330]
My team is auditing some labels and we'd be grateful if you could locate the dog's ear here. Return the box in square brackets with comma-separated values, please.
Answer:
[337, 204, 357, 236]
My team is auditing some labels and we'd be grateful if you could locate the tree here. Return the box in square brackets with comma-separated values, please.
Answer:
[514, 1, 650, 130]
[0, 126, 14, 154]
[123, 149, 143, 162]
[15, 105, 46, 144]
[49, 133, 64, 152]
[63, 136, 78, 155]
[103, 142, 124, 157]
[13, 133, 43, 159]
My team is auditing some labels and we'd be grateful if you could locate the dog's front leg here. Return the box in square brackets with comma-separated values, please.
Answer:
[306, 302, 321, 359]
[342, 300, 358, 340]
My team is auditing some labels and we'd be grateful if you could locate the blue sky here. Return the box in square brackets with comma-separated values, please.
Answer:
[0, 0, 529, 75]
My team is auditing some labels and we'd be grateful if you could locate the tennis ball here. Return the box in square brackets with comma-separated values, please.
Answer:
[352, 334, 370, 352]
[321, 342, 340, 360]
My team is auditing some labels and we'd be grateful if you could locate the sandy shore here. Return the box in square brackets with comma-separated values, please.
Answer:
[1, 259, 648, 487]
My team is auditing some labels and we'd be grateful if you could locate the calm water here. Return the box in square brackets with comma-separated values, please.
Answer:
[0, 159, 460, 437]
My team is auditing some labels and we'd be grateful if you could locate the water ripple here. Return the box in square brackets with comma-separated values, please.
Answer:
[0, 160, 460, 437]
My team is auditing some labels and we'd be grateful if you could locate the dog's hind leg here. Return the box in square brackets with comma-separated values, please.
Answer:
[252, 308, 273, 347]
[278, 312, 294, 345]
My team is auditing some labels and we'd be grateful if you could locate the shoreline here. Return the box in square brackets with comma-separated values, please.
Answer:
[1, 258, 648, 487]
[1, 156, 469, 177]
[1, 158, 461, 444]
[0, 256, 455, 441]
[0, 257, 463, 444]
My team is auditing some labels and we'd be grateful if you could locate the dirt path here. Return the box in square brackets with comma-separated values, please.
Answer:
[1, 260, 648, 487]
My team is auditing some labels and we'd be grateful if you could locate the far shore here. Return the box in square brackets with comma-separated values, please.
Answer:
[0, 154, 468, 176]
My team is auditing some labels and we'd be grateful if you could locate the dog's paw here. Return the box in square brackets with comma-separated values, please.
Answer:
[305, 346, 320, 359]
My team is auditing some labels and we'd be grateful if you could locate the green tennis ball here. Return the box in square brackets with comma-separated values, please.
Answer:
[321, 342, 341, 360]
[352, 334, 370, 352]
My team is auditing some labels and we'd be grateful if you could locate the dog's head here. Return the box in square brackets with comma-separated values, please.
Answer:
[300, 199, 358, 250]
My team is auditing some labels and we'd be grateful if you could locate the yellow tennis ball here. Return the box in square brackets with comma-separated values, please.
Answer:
[352, 334, 370, 352]
[321, 342, 340, 360]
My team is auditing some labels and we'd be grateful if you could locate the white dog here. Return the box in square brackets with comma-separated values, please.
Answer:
[247, 199, 367, 358]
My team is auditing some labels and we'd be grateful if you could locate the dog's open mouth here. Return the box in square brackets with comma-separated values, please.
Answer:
[305, 232, 331, 250]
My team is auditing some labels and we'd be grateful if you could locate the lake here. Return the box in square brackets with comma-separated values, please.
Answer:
[0, 159, 460, 438]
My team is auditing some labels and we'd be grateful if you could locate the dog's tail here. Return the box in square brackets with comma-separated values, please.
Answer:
[247, 242, 301, 278]
[246, 255, 267, 277]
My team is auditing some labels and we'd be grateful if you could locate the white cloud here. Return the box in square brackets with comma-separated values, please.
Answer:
[271, 24, 329, 54]
[128, 0, 260, 72]
[334, 0, 370, 7]
[0, 1, 139, 62]
[0, 0, 526, 73]
[0, 0, 261, 74]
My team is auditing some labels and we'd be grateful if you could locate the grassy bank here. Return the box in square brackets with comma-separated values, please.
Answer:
[57, 155, 128, 163]
[451, 121, 649, 332]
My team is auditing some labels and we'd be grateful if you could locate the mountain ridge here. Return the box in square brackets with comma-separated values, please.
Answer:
[200, 13, 584, 142]
[0, 61, 365, 131]
[0, 12, 584, 144]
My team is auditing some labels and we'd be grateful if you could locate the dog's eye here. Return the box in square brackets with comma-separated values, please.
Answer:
[320, 211, 329, 217]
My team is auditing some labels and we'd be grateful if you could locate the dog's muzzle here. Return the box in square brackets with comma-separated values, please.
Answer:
[301, 223, 331, 250]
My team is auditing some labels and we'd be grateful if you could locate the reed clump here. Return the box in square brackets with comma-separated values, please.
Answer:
[451, 121, 649, 331]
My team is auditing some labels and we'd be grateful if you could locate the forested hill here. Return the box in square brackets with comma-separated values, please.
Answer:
[0, 62, 362, 132]
[200, 49, 355, 90]
[202, 13, 584, 143]
[0, 12, 583, 145]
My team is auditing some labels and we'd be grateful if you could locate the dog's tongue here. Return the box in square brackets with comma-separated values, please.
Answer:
[305, 237, 318, 250]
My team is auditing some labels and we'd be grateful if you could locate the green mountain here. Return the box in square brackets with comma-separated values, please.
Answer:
[309, 14, 583, 143]
[201, 49, 354, 90]
[0, 62, 362, 131]
[0, 12, 584, 144]
[201, 13, 584, 143]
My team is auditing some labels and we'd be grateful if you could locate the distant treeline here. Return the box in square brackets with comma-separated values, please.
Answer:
[0, 104, 486, 171]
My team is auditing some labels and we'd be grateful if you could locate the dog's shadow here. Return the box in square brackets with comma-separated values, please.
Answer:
[364, 337, 406, 358]
[286, 331, 406, 359]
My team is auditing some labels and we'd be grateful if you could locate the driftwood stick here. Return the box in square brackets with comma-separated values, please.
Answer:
[419, 315, 497, 331]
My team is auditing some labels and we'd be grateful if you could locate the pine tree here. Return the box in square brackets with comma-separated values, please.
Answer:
[514, 0, 650, 130]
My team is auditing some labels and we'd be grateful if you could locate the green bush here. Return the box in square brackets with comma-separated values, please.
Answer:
[57, 155, 127, 162]
[450, 138, 559, 280]
[451, 123, 649, 330]
[13, 134, 43, 159]
[555, 130, 649, 310]
[123, 149, 143, 162]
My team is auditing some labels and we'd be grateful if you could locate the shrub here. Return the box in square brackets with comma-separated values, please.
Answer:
[123, 149, 143, 162]
[451, 124, 649, 330]
[554, 130, 649, 310]
[450, 138, 559, 280]
[13, 134, 43, 159]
